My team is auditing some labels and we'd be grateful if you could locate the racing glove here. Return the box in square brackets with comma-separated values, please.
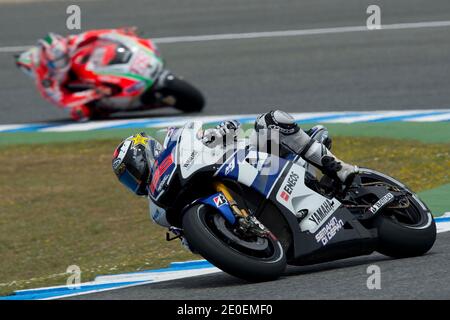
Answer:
[201, 120, 241, 147]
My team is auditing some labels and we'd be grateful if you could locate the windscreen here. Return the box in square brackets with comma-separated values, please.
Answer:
[90, 40, 132, 67]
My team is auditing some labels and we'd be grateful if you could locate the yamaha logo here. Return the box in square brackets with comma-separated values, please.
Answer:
[309, 199, 336, 225]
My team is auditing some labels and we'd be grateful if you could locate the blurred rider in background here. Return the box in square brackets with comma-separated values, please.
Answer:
[16, 28, 139, 121]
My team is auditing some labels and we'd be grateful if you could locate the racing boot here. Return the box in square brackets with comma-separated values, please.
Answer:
[255, 110, 358, 185]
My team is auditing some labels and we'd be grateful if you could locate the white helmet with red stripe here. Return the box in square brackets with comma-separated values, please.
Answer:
[38, 33, 70, 72]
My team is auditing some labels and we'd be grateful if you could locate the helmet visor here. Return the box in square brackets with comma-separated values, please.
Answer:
[117, 166, 142, 194]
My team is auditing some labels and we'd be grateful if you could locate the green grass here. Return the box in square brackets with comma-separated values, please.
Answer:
[418, 184, 450, 216]
[0, 135, 449, 296]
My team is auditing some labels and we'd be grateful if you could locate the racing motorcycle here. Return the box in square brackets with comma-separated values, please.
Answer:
[151, 121, 437, 281]
[15, 32, 204, 118]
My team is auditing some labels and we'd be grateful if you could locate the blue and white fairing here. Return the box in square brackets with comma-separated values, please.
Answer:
[214, 148, 290, 198]
[175, 121, 290, 198]
[213, 140, 342, 233]
[150, 121, 343, 236]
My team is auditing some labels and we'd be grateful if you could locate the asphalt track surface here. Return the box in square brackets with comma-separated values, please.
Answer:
[1, 0, 449, 299]
[1, 0, 450, 124]
[67, 231, 450, 300]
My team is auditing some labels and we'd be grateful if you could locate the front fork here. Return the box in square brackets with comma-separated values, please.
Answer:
[213, 182, 278, 241]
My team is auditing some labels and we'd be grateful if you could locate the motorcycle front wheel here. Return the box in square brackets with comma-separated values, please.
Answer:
[182, 204, 286, 282]
[158, 76, 205, 112]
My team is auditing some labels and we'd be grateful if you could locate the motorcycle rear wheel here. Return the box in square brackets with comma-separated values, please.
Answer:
[358, 169, 437, 258]
[182, 204, 286, 282]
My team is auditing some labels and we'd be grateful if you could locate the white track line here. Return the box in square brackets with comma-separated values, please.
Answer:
[7, 216, 450, 300]
[43, 267, 221, 300]
[408, 113, 450, 122]
[152, 20, 450, 44]
[2, 20, 450, 53]
[0, 45, 31, 53]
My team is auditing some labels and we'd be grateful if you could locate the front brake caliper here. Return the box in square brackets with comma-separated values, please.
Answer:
[238, 216, 277, 241]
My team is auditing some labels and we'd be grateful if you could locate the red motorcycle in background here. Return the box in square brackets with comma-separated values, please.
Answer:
[15, 28, 205, 120]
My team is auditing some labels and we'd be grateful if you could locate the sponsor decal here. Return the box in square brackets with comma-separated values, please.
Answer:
[278, 171, 300, 202]
[267, 124, 297, 134]
[150, 154, 174, 193]
[130, 51, 151, 77]
[125, 81, 146, 94]
[183, 151, 198, 169]
[112, 140, 131, 169]
[315, 217, 344, 246]
[308, 199, 336, 226]
[98, 75, 121, 84]
[129, 133, 149, 148]
[280, 191, 289, 202]
[213, 194, 228, 207]
[156, 174, 170, 193]
[224, 160, 235, 175]
[367, 192, 394, 214]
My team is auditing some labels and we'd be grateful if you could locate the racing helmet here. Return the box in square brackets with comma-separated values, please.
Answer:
[112, 132, 163, 196]
[38, 33, 70, 71]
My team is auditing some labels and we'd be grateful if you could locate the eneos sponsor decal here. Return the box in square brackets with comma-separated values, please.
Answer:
[278, 171, 299, 202]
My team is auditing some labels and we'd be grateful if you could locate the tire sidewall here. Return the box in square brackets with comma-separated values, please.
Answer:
[359, 168, 437, 257]
[182, 204, 287, 281]
[163, 77, 205, 112]
[375, 212, 436, 258]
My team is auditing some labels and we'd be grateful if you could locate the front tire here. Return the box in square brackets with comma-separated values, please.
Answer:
[182, 204, 286, 281]
[159, 76, 205, 112]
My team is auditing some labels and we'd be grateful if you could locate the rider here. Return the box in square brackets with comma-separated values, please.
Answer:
[112, 110, 358, 248]
[19, 28, 142, 121]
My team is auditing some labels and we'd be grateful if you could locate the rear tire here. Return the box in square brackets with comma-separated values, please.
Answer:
[182, 204, 286, 281]
[358, 169, 437, 258]
[375, 212, 436, 258]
